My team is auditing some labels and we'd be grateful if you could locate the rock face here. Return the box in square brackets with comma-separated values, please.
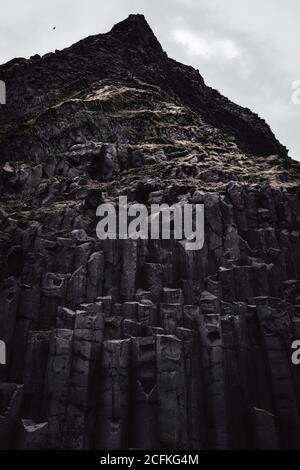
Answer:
[0, 14, 300, 450]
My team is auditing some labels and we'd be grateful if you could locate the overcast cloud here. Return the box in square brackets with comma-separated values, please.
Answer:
[0, 0, 299, 160]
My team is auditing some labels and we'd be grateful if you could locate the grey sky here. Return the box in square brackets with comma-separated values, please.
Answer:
[1, 0, 299, 160]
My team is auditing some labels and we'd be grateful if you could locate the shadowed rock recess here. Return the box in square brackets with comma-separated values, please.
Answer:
[0, 14, 300, 450]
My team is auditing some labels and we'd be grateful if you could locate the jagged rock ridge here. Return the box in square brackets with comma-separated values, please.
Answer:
[0, 15, 300, 450]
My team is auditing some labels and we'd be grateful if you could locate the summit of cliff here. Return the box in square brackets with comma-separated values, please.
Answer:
[0, 15, 299, 216]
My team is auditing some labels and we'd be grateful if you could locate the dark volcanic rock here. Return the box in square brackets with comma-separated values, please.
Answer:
[0, 15, 300, 450]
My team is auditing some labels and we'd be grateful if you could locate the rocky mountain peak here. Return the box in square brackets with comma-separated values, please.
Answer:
[109, 13, 161, 46]
[112, 14, 165, 59]
[0, 15, 290, 158]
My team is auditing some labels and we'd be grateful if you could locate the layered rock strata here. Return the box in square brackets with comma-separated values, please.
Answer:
[0, 15, 300, 450]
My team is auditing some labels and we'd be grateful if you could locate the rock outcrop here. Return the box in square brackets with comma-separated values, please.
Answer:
[0, 14, 300, 450]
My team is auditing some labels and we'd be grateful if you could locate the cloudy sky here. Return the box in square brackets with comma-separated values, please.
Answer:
[1, 0, 299, 160]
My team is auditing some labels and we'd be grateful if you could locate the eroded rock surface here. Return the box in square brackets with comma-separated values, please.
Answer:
[0, 15, 300, 450]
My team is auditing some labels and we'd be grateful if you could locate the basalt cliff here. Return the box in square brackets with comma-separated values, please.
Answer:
[0, 15, 300, 450]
